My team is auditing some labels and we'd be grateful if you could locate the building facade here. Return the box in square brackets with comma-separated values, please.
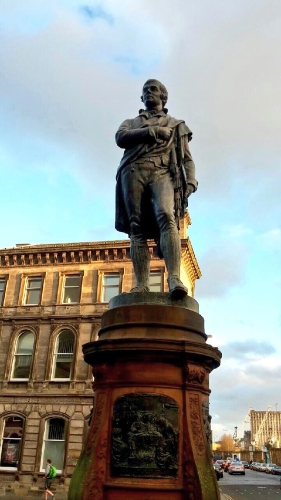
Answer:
[0, 215, 200, 493]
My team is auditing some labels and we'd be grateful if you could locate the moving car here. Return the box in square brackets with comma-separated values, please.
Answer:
[214, 464, 223, 480]
[228, 462, 245, 475]
[241, 461, 249, 469]
[224, 460, 232, 472]
[214, 463, 224, 479]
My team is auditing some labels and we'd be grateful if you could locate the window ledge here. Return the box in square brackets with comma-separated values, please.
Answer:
[9, 379, 29, 382]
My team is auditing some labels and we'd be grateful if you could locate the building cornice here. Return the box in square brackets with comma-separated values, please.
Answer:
[181, 238, 202, 282]
[0, 236, 201, 281]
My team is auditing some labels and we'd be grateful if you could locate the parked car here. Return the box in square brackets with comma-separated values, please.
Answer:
[249, 461, 257, 470]
[228, 462, 245, 475]
[241, 461, 249, 469]
[265, 463, 277, 473]
[214, 463, 224, 479]
[252, 462, 261, 471]
[258, 463, 268, 472]
[271, 466, 281, 475]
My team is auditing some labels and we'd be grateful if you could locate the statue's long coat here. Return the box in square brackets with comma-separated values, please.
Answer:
[115, 110, 197, 241]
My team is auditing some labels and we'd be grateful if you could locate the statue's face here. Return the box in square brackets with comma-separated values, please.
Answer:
[142, 81, 162, 109]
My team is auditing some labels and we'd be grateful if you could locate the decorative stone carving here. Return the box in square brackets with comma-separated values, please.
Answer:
[202, 398, 212, 449]
[189, 395, 205, 455]
[110, 393, 179, 478]
[187, 365, 205, 385]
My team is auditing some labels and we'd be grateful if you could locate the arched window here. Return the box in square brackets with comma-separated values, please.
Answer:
[52, 330, 75, 380]
[11, 331, 35, 380]
[0, 416, 24, 470]
[41, 418, 66, 472]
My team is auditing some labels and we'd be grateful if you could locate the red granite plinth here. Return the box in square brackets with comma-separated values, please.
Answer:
[69, 294, 222, 500]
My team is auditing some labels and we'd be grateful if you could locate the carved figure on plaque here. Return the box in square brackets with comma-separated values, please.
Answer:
[115, 80, 198, 299]
[111, 393, 179, 478]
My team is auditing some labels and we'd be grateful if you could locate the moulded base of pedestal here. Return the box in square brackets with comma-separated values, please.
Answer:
[99, 292, 206, 343]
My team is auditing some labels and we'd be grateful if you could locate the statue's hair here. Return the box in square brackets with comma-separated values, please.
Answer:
[142, 79, 168, 107]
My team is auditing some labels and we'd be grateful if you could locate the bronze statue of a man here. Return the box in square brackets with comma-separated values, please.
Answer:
[115, 79, 198, 299]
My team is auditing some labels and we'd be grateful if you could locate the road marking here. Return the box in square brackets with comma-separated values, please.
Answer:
[220, 492, 234, 500]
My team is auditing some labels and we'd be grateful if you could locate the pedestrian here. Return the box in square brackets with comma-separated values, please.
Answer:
[44, 458, 55, 499]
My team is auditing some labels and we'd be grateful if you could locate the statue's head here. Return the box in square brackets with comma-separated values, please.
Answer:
[141, 79, 168, 109]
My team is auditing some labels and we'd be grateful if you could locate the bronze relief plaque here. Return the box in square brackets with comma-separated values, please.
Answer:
[111, 393, 179, 478]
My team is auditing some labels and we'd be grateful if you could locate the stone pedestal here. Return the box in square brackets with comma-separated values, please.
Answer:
[68, 293, 221, 500]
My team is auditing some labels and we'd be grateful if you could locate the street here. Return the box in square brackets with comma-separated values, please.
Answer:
[220, 468, 281, 499]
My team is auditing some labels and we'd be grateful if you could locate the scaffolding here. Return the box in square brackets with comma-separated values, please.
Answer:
[250, 405, 281, 449]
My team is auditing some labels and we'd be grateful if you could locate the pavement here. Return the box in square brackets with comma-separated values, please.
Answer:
[3, 494, 229, 499]
[0, 491, 231, 500]
[0, 489, 67, 500]
[0, 485, 228, 499]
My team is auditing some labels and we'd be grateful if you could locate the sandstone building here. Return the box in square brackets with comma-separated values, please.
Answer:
[0, 215, 200, 493]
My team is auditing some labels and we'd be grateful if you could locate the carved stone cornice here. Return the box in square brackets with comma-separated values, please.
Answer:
[181, 238, 202, 282]
[0, 240, 162, 267]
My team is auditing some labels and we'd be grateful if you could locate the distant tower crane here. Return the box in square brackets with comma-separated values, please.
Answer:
[235, 408, 251, 443]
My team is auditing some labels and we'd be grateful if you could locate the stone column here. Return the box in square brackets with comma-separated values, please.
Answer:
[68, 293, 221, 500]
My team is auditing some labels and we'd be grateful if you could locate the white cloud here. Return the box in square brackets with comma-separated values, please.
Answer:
[260, 228, 281, 250]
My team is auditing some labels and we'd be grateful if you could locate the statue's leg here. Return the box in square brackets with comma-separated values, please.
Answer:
[121, 165, 150, 292]
[151, 169, 188, 299]
[130, 242, 150, 292]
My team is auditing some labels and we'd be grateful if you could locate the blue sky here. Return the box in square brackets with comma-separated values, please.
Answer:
[1, 0, 281, 441]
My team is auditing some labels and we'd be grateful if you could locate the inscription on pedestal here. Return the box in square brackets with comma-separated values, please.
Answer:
[111, 393, 179, 478]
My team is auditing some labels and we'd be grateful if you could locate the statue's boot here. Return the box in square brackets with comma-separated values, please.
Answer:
[130, 244, 150, 292]
[160, 230, 188, 299]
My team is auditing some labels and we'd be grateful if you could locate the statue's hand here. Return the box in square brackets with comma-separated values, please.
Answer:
[157, 127, 173, 140]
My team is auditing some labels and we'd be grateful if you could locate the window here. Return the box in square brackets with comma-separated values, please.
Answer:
[149, 270, 163, 292]
[101, 273, 120, 302]
[23, 276, 43, 305]
[0, 278, 7, 306]
[41, 418, 66, 472]
[11, 331, 35, 380]
[52, 330, 75, 380]
[0, 416, 24, 470]
[62, 275, 81, 304]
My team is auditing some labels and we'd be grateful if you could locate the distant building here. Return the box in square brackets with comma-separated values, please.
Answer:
[250, 409, 281, 449]
[0, 214, 200, 492]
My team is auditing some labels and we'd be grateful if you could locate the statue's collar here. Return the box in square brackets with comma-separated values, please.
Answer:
[139, 108, 168, 117]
